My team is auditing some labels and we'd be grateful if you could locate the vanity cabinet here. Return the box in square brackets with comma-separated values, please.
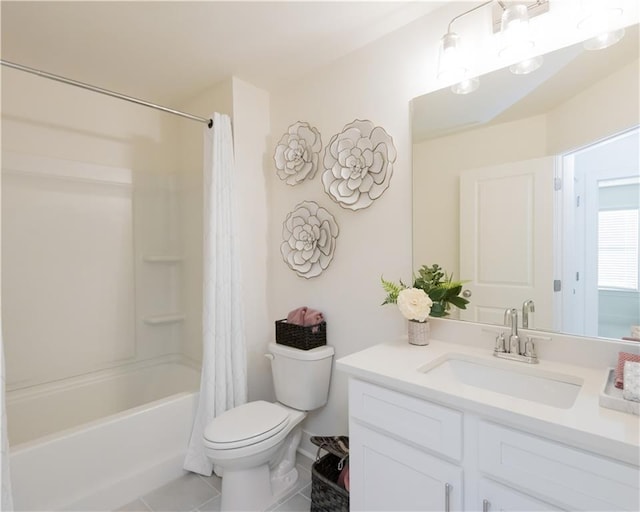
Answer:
[477, 478, 563, 511]
[348, 379, 640, 512]
[350, 421, 462, 511]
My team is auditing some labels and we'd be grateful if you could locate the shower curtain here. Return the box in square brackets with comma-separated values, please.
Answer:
[184, 112, 248, 476]
[1, 331, 14, 511]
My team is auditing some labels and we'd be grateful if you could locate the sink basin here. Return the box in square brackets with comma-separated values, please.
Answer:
[421, 354, 583, 409]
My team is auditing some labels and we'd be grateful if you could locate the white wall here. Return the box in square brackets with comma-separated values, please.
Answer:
[268, 8, 441, 446]
[230, 78, 273, 402]
[268, 3, 639, 444]
[547, 58, 640, 154]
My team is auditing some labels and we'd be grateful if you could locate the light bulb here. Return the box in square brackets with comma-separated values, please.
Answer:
[451, 77, 480, 95]
[499, 4, 535, 60]
[510, 55, 543, 75]
[577, 1, 625, 50]
[437, 32, 469, 83]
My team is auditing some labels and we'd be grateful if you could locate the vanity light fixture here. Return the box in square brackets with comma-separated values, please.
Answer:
[436, 0, 492, 94]
[499, 2, 544, 74]
[577, 0, 626, 51]
[437, 0, 549, 94]
[437, 31, 472, 85]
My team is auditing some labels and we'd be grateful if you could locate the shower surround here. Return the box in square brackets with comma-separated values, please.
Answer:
[2, 150, 197, 510]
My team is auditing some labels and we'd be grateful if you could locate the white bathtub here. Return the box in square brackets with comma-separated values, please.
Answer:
[7, 358, 200, 511]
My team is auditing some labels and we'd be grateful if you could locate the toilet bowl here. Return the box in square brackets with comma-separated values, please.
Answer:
[203, 342, 334, 511]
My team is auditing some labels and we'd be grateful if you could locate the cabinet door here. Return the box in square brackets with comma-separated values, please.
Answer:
[477, 478, 565, 512]
[478, 421, 640, 511]
[350, 420, 463, 511]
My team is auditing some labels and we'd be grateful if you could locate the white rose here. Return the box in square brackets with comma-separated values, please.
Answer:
[397, 288, 432, 322]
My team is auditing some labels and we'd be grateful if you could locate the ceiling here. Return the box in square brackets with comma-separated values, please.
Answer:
[1, 1, 446, 105]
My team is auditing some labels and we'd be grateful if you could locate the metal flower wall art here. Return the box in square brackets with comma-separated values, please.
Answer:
[274, 121, 323, 185]
[322, 119, 397, 210]
[281, 201, 339, 279]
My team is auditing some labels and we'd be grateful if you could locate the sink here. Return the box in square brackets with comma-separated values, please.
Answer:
[420, 354, 583, 409]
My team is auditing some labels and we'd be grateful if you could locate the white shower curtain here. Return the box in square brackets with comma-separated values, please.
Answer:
[1, 331, 14, 511]
[184, 112, 248, 476]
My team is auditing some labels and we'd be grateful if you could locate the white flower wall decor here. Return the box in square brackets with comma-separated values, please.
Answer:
[322, 119, 397, 210]
[281, 201, 339, 279]
[274, 121, 323, 185]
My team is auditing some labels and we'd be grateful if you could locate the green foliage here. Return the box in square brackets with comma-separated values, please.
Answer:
[380, 276, 406, 305]
[381, 264, 470, 317]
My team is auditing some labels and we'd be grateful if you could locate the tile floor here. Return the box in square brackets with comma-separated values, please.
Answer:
[115, 453, 313, 512]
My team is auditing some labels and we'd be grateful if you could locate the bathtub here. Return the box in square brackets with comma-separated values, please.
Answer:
[7, 358, 200, 511]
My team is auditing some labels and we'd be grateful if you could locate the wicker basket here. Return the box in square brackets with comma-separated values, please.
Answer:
[310, 436, 349, 512]
[274, 319, 326, 350]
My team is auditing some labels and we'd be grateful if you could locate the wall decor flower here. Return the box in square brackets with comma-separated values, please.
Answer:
[281, 201, 339, 279]
[322, 119, 397, 210]
[274, 121, 322, 185]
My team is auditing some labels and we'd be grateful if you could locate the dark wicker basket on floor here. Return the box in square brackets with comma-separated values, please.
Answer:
[310, 454, 349, 512]
[275, 319, 326, 350]
[310, 436, 349, 512]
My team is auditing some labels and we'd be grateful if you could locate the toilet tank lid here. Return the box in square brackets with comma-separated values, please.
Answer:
[268, 342, 334, 361]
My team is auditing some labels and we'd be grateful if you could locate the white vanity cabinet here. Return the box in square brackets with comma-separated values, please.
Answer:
[348, 378, 640, 512]
[350, 422, 463, 511]
[477, 478, 563, 511]
[349, 379, 463, 511]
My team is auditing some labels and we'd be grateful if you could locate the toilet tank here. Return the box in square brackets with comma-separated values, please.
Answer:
[267, 342, 334, 411]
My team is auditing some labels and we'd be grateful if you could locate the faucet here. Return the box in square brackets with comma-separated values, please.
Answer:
[522, 300, 535, 329]
[493, 307, 539, 364]
[504, 308, 520, 354]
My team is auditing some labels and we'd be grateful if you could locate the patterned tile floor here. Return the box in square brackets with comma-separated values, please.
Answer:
[115, 453, 313, 512]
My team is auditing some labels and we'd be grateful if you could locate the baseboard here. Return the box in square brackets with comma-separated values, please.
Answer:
[298, 428, 316, 461]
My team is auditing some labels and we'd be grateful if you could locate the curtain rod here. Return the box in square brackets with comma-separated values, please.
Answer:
[1, 59, 213, 128]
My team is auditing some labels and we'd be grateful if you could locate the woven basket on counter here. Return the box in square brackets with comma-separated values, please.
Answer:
[310, 436, 349, 512]
[274, 319, 326, 350]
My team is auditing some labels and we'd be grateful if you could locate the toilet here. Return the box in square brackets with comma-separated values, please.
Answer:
[203, 342, 334, 511]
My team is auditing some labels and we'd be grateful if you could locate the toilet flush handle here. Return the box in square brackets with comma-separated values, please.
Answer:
[264, 353, 274, 361]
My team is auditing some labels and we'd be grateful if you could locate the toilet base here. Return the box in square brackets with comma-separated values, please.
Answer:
[220, 464, 272, 511]
[218, 463, 300, 511]
[215, 426, 303, 511]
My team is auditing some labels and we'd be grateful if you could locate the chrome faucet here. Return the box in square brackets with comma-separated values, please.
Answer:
[504, 308, 520, 354]
[493, 307, 539, 364]
[522, 300, 535, 329]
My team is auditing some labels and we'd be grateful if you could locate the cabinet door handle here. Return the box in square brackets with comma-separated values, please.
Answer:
[444, 483, 451, 512]
[482, 499, 490, 512]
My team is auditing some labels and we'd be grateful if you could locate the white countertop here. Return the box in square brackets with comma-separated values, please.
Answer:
[336, 338, 640, 466]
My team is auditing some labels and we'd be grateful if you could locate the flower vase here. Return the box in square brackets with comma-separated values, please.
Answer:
[408, 319, 430, 346]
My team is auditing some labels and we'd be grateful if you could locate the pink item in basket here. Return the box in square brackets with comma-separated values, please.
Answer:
[303, 308, 324, 327]
[286, 306, 308, 326]
[615, 352, 640, 389]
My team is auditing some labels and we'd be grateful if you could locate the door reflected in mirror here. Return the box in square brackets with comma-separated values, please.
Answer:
[412, 24, 640, 341]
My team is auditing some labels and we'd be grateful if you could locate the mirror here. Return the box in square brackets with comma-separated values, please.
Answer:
[412, 24, 640, 341]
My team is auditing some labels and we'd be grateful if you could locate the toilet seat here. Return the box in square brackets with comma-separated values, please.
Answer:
[204, 401, 290, 450]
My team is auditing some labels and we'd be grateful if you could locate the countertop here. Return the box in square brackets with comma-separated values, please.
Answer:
[336, 338, 640, 466]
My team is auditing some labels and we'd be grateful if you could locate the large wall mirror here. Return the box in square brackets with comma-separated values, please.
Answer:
[412, 24, 639, 342]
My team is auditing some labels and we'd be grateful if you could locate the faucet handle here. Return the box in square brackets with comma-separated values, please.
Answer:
[523, 338, 537, 358]
[494, 332, 506, 353]
[523, 334, 550, 358]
